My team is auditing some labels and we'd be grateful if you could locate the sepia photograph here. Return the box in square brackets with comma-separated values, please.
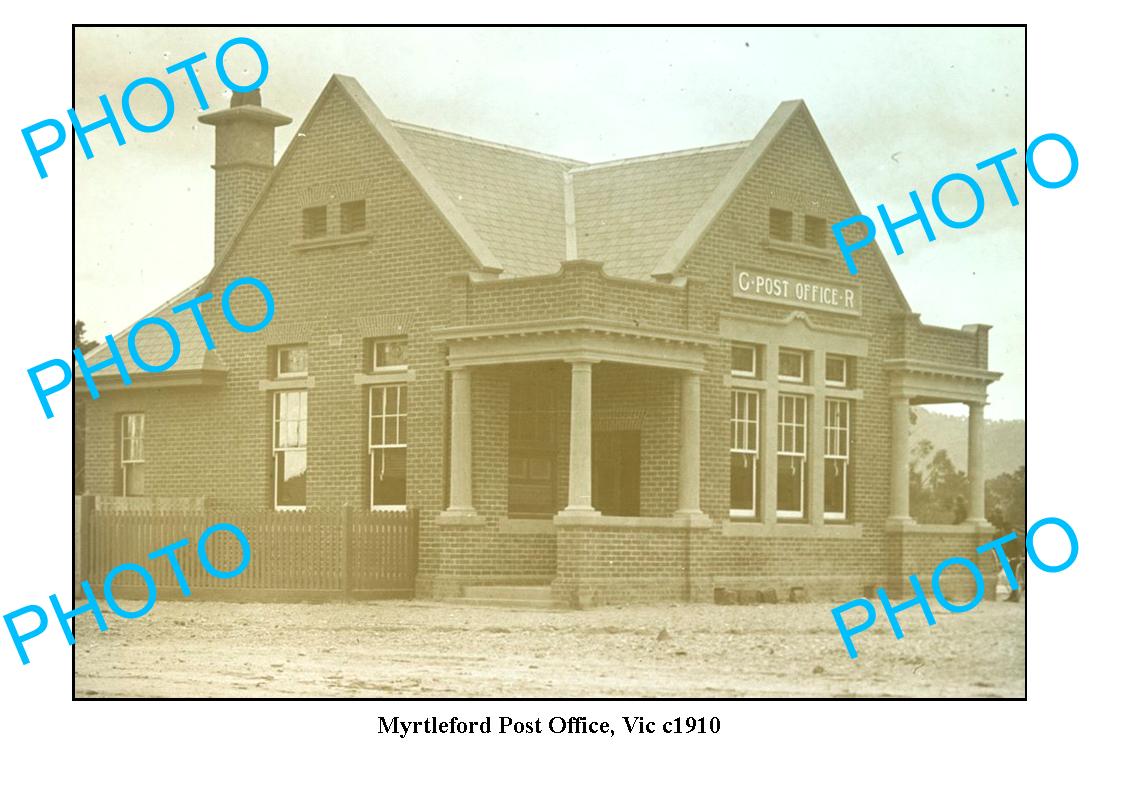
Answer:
[71, 25, 1026, 698]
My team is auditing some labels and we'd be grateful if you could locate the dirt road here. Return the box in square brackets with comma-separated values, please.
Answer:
[74, 599, 1025, 698]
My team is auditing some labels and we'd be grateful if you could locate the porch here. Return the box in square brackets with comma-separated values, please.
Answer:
[883, 351, 1004, 599]
[423, 316, 715, 606]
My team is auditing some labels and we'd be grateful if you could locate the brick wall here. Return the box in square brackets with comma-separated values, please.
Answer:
[82, 94, 993, 607]
[666, 106, 907, 601]
[85, 80, 476, 552]
[553, 522, 690, 607]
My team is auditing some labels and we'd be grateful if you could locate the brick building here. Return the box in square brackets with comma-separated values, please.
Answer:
[79, 75, 1001, 606]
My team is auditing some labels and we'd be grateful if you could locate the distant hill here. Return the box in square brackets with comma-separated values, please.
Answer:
[911, 408, 1025, 479]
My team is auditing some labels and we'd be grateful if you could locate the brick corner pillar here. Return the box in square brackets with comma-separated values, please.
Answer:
[967, 401, 989, 525]
[889, 395, 913, 525]
[557, 358, 600, 519]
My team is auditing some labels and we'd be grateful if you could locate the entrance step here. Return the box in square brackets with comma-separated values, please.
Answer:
[453, 585, 556, 609]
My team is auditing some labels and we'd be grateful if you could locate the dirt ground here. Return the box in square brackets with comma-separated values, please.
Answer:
[73, 598, 1025, 698]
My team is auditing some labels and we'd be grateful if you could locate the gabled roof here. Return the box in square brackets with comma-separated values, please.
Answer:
[571, 143, 750, 279]
[392, 121, 582, 277]
[82, 76, 912, 380]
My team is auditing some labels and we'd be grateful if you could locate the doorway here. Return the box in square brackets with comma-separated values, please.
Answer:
[593, 429, 640, 516]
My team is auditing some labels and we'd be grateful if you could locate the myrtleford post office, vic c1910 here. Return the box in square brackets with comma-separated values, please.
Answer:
[76, 74, 1002, 608]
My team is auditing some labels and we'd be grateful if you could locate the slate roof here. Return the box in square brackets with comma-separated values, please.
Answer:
[391, 121, 751, 280]
[83, 277, 227, 378]
[570, 144, 750, 279]
[85, 76, 908, 381]
[392, 122, 581, 278]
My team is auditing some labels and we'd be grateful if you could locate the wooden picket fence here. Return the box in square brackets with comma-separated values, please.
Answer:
[76, 498, 418, 601]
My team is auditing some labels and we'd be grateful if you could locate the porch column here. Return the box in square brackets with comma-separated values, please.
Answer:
[562, 358, 599, 515]
[445, 366, 475, 515]
[967, 401, 987, 523]
[676, 371, 703, 516]
[889, 395, 911, 521]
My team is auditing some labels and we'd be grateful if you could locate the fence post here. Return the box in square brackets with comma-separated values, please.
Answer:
[78, 494, 95, 591]
[341, 504, 353, 600]
[409, 508, 420, 596]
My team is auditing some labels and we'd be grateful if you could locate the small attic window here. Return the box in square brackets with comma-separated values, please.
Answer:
[769, 208, 793, 242]
[341, 200, 366, 234]
[303, 206, 327, 239]
[804, 215, 827, 248]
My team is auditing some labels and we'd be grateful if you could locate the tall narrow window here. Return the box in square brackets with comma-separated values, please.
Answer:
[777, 394, 806, 519]
[370, 384, 408, 509]
[120, 413, 145, 497]
[824, 399, 850, 520]
[273, 391, 308, 510]
[730, 390, 760, 519]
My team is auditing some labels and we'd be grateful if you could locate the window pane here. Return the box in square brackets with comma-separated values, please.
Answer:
[375, 339, 407, 369]
[278, 346, 308, 375]
[825, 460, 846, 515]
[275, 450, 307, 507]
[384, 385, 398, 414]
[732, 345, 756, 374]
[124, 463, 145, 497]
[779, 350, 804, 380]
[777, 455, 803, 514]
[730, 452, 756, 512]
[372, 448, 407, 505]
[826, 356, 846, 384]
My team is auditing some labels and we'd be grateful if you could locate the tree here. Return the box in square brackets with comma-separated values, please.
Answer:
[73, 321, 98, 495]
[986, 465, 1026, 533]
[909, 439, 968, 524]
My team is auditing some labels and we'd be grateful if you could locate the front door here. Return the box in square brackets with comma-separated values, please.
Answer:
[593, 430, 640, 516]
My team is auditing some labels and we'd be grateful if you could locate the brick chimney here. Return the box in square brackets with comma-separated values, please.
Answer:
[199, 89, 291, 263]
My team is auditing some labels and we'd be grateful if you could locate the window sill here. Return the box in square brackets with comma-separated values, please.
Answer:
[259, 376, 315, 391]
[763, 238, 834, 261]
[275, 506, 307, 513]
[725, 374, 767, 389]
[721, 519, 863, 539]
[354, 370, 417, 386]
[292, 231, 373, 252]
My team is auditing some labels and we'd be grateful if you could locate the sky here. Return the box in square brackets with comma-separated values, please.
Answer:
[74, 26, 1025, 419]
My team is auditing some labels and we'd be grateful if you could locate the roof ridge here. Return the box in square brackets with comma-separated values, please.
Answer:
[390, 119, 587, 166]
[570, 140, 753, 174]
